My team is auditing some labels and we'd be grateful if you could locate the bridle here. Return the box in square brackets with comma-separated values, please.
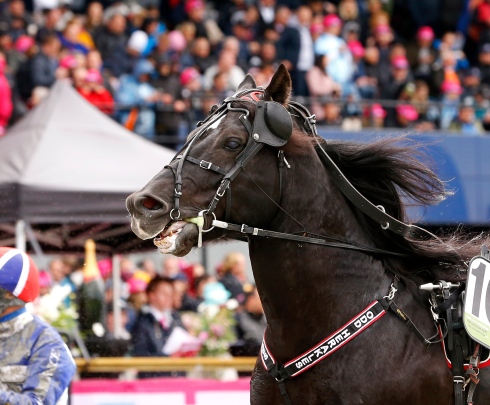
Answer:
[164, 86, 437, 256]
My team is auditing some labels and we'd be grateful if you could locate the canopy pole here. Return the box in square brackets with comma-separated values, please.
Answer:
[15, 220, 26, 252]
[112, 254, 123, 338]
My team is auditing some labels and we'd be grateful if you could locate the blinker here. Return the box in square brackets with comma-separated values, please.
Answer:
[252, 101, 293, 147]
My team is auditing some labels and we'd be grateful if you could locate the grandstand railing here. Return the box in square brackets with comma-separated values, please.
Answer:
[75, 357, 258, 373]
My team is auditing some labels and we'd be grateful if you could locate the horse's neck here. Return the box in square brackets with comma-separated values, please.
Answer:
[249, 152, 392, 360]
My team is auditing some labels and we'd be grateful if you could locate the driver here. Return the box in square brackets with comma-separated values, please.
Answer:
[0, 247, 76, 404]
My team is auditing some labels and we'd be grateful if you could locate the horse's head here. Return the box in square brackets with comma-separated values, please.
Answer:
[126, 65, 295, 256]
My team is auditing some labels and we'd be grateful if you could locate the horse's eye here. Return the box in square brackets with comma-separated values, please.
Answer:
[224, 138, 242, 151]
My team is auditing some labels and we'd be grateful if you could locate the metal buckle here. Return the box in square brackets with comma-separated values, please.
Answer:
[241, 224, 248, 233]
[200, 160, 212, 170]
[217, 182, 228, 197]
[384, 283, 398, 301]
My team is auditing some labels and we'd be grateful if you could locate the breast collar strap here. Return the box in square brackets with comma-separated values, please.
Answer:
[261, 279, 443, 405]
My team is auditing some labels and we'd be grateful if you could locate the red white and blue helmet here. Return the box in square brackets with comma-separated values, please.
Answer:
[0, 247, 39, 302]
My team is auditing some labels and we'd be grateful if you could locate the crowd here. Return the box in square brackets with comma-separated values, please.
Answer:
[31, 250, 266, 376]
[1, 0, 490, 143]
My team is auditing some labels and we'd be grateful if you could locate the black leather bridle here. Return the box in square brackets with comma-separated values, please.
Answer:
[164, 87, 438, 256]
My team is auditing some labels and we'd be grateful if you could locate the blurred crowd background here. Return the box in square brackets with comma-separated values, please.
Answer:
[1, 0, 490, 146]
[29, 247, 265, 377]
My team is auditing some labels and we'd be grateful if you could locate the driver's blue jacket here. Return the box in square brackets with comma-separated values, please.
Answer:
[0, 307, 76, 404]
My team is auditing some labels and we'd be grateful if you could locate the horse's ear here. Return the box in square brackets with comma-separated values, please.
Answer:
[237, 74, 257, 92]
[265, 64, 291, 105]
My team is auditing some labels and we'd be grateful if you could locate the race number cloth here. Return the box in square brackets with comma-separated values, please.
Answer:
[464, 256, 490, 349]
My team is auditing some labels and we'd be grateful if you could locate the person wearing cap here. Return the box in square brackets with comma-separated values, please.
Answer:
[440, 79, 463, 129]
[380, 54, 412, 101]
[368, 103, 387, 128]
[75, 67, 114, 115]
[0, 247, 76, 404]
[395, 104, 419, 128]
[314, 13, 354, 92]
[0, 51, 12, 136]
[406, 26, 436, 82]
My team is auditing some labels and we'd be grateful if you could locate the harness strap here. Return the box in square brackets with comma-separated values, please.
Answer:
[211, 220, 410, 258]
[184, 156, 227, 175]
[387, 301, 430, 345]
[314, 145, 434, 241]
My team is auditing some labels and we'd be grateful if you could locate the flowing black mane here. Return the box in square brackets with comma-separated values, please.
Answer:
[317, 136, 488, 290]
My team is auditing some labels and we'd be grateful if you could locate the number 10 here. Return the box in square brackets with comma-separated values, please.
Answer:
[471, 262, 490, 322]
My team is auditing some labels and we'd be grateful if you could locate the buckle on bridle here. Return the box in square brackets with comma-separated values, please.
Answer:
[199, 160, 212, 170]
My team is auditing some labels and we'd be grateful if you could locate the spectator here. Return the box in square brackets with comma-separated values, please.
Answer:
[218, 252, 248, 303]
[461, 67, 482, 97]
[314, 14, 354, 93]
[131, 276, 187, 376]
[234, 285, 266, 356]
[30, 33, 60, 90]
[407, 26, 437, 83]
[85, 2, 104, 37]
[0, 52, 13, 136]
[172, 273, 200, 312]
[449, 97, 485, 135]
[203, 49, 245, 91]
[479, 43, 490, 85]
[292, 5, 314, 97]
[395, 104, 419, 128]
[75, 68, 114, 115]
[440, 79, 463, 129]
[36, 7, 62, 43]
[58, 18, 93, 55]
[151, 54, 185, 147]
[180, 36, 215, 73]
[229, 14, 255, 71]
[115, 58, 158, 139]
[0, 0, 35, 42]
[185, 0, 224, 46]
[368, 102, 387, 128]
[266, 6, 300, 83]
[372, 23, 395, 91]
[93, 12, 130, 77]
[306, 54, 342, 121]
[322, 100, 343, 126]
[380, 55, 412, 101]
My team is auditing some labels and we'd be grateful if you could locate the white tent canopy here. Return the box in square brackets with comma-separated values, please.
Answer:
[0, 80, 176, 252]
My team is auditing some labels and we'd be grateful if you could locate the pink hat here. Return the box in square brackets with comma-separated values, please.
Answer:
[348, 40, 365, 58]
[15, 35, 35, 53]
[38, 271, 52, 288]
[59, 54, 77, 69]
[441, 80, 462, 94]
[417, 26, 434, 42]
[371, 103, 387, 118]
[85, 68, 103, 84]
[167, 30, 187, 52]
[180, 67, 200, 86]
[396, 104, 419, 121]
[323, 14, 342, 28]
[375, 24, 392, 34]
[310, 22, 323, 35]
[185, 0, 204, 14]
[97, 259, 112, 278]
[391, 55, 409, 69]
[128, 276, 148, 294]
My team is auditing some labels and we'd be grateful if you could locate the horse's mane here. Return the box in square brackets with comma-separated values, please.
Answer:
[308, 136, 488, 290]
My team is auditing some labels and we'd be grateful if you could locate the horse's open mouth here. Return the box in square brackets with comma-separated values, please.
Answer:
[153, 220, 198, 255]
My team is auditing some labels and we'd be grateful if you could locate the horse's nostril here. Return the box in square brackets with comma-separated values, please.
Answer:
[142, 196, 163, 211]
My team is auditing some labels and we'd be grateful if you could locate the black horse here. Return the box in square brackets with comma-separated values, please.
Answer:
[126, 65, 490, 404]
